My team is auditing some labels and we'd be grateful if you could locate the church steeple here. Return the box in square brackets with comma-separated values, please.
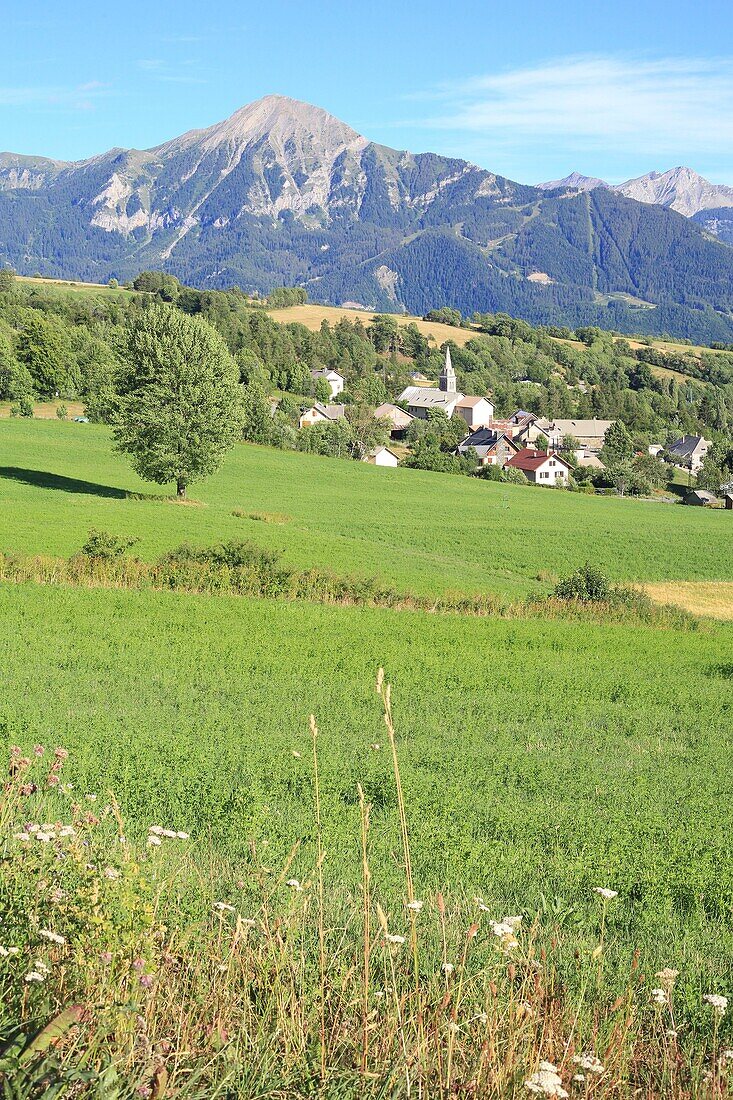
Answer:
[439, 346, 456, 392]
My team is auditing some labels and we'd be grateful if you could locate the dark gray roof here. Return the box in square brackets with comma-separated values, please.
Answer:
[669, 435, 706, 457]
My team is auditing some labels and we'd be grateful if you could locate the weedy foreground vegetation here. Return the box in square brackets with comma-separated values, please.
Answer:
[2, 664, 733, 1098]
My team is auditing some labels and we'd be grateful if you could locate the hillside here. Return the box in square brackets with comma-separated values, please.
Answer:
[3, 96, 733, 341]
[1, 422, 731, 598]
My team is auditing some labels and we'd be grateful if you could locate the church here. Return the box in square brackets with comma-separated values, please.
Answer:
[398, 347, 494, 430]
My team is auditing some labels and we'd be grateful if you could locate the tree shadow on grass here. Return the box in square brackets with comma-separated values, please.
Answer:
[0, 467, 131, 499]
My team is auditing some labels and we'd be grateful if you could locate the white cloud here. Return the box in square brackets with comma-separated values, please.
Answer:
[420, 55, 733, 159]
[136, 58, 207, 85]
[0, 83, 109, 110]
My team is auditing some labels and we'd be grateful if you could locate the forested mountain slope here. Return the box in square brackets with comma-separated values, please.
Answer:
[2, 96, 733, 341]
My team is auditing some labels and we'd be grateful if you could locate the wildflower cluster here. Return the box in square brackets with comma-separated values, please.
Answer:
[146, 824, 190, 847]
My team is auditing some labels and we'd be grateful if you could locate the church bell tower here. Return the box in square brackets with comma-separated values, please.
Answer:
[439, 346, 456, 392]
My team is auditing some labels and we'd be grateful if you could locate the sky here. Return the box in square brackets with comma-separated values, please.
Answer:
[2, 0, 733, 185]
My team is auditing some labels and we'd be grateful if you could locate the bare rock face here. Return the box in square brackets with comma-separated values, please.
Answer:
[615, 167, 733, 218]
[538, 166, 733, 219]
[537, 172, 608, 193]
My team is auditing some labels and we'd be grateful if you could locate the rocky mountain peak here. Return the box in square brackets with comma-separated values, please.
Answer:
[159, 94, 368, 161]
[616, 166, 733, 216]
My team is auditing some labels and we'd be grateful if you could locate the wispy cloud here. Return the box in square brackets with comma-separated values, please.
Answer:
[136, 58, 207, 85]
[0, 82, 110, 110]
[417, 55, 733, 162]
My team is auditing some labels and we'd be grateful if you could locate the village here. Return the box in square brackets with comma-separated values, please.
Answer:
[296, 347, 728, 505]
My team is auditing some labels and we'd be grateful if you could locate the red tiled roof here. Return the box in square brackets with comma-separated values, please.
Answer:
[505, 448, 571, 472]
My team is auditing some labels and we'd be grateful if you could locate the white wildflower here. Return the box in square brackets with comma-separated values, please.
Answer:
[703, 993, 728, 1016]
[12, 832, 31, 842]
[292, 751, 302, 759]
[656, 967, 679, 986]
[213, 902, 236, 913]
[503, 915, 523, 928]
[651, 988, 668, 1005]
[285, 878, 303, 891]
[160, 829, 178, 838]
[666, 1029, 678, 1040]
[38, 929, 65, 945]
[103, 867, 121, 880]
[722, 1049, 733, 1060]
[239, 918, 257, 928]
[489, 920, 520, 952]
[406, 899, 423, 912]
[175, 831, 190, 840]
[571, 1053, 604, 1074]
[35, 831, 55, 843]
[85, 794, 97, 802]
[447, 1020, 460, 1034]
[57, 825, 75, 838]
[385, 934, 406, 945]
[525, 1061, 568, 1097]
[572, 1075, 585, 1083]
[148, 825, 165, 836]
[25, 970, 46, 984]
[0, 947, 19, 957]
[441, 962, 455, 975]
[146, 835, 162, 847]
[593, 888, 618, 901]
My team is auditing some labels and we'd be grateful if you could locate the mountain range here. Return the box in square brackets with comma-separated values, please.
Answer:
[537, 166, 733, 244]
[2, 95, 733, 342]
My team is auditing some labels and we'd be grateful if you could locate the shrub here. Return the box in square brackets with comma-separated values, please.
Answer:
[501, 467, 528, 485]
[55, 404, 68, 420]
[80, 528, 139, 560]
[554, 563, 612, 602]
[10, 395, 34, 418]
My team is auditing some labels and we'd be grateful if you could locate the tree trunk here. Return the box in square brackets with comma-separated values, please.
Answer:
[176, 478, 186, 499]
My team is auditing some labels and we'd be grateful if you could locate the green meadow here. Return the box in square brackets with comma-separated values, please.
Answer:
[1, 581, 732, 986]
[1, 418, 732, 982]
[1, 420, 731, 598]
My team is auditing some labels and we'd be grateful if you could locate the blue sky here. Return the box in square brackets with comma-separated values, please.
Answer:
[3, 0, 732, 184]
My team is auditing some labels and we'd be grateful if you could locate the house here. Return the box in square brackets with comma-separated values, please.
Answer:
[492, 411, 538, 443]
[457, 428, 521, 467]
[667, 435, 711, 474]
[574, 450, 605, 470]
[505, 448, 572, 485]
[725, 493, 733, 511]
[298, 402, 346, 429]
[374, 402, 414, 439]
[684, 489, 719, 507]
[527, 419, 615, 452]
[365, 446, 400, 468]
[398, 347, 464, 419]
[455, 395, 495, 431]
[648, 443, 665, 458]
[310, 368, 344, 399]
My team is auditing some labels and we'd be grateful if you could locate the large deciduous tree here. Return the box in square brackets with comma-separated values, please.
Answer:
[113, 306, 244, 498]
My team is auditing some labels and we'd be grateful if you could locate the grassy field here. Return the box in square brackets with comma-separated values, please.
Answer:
[2, 581, 732, 975]
[1, 416, 732, 1092]
[265, 302, 483, 346]
[645, 581, 733, 620]
[1, 420, 731, 600]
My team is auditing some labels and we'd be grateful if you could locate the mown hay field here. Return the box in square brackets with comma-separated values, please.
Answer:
[1, 420, 731, 599]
